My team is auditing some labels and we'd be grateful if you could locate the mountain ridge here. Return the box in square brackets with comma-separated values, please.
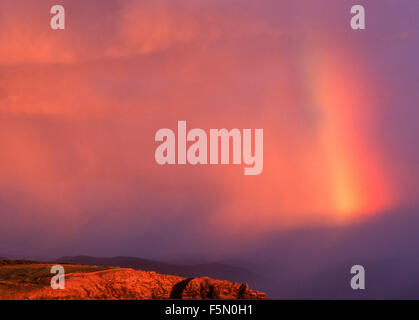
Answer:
[57, 255, 265, 290]
[0, 261, 266, 300]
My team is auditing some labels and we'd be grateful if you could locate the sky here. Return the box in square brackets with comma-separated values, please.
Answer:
[0, 0, 418, 259]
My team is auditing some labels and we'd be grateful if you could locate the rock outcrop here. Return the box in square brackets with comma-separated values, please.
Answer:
[8, 268, 266, 300]
[174, 277, 266, 299]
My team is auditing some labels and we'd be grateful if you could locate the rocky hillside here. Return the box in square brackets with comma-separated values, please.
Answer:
[58, 255, 263, 286]
[1, 263, 266, 300]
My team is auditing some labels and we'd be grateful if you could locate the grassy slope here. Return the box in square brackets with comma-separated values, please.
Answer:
[0, 259, 110, 297]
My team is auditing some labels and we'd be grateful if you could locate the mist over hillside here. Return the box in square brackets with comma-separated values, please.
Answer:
[235, 207, 419, 299]
[3, 207, 418, 299]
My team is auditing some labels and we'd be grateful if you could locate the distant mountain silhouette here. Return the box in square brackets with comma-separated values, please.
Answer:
[57, 255, 266, 290]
